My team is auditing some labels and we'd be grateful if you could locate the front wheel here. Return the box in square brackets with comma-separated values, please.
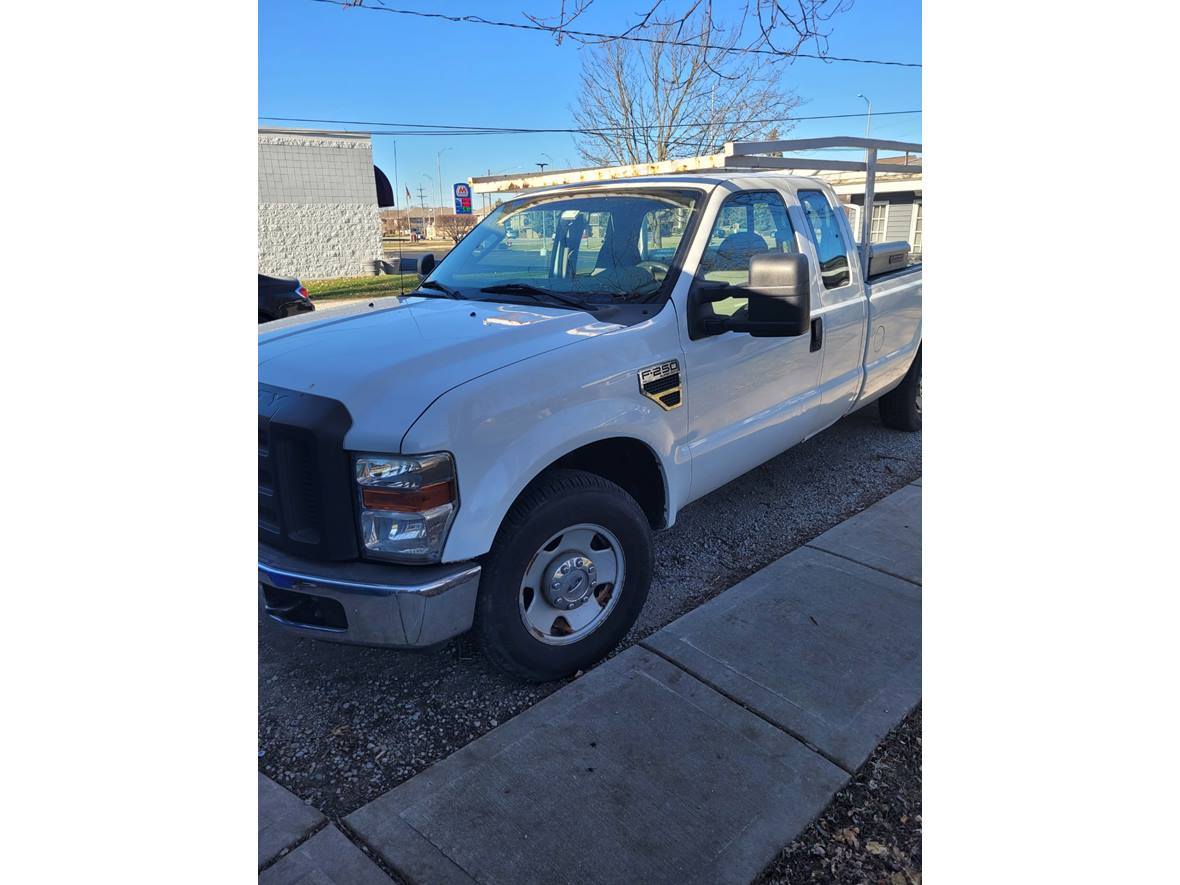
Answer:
[475, 469, 653, 682]
[879, 346, 922, 432]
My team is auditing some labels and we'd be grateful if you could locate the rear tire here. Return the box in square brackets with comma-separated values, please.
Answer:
[879, 346, 922, 431]
[475, 469, 653, 682]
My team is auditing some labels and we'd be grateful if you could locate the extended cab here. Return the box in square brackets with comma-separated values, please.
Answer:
[259, 138, 922, 681]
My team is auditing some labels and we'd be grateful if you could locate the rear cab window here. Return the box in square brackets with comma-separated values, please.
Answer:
[797, 189, 852, 289]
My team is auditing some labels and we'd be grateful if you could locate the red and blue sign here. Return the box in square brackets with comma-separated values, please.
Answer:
[454, 183, 473, 215]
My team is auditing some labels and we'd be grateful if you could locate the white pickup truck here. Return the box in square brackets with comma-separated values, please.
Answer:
[259, 139, 921, 681]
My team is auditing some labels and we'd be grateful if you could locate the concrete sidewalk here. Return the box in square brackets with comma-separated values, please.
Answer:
[258, 773, 391, 882]
[259, 479, 921, 884]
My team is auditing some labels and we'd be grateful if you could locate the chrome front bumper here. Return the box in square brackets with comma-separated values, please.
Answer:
[258, 544, 481, 647]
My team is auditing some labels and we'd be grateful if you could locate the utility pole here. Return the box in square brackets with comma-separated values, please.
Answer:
[417, 185, 428, 238]
[422, 174, 434, 238]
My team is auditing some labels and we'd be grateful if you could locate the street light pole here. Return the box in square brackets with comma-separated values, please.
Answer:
[436, 147, 452, 222]
[856, 94, 874, 248]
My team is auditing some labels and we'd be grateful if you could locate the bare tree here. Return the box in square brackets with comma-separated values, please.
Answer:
[434, 213, 478, 243]
[570, 8, 803, 167]
[528, 0, 853, 60]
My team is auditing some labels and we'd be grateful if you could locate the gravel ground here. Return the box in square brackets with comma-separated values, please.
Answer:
[259, 404, 921, 819]
[755, 707, 922, 885]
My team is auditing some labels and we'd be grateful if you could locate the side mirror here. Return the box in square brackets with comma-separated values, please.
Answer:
[397, 253, 436, 277]
[745, 252, 810, 337]
[694, 252, 811, 339]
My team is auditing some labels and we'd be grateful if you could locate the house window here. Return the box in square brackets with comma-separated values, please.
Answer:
[870, 201, 888, 243]
[842, 203, 859, 234]
[844, 203, 866, 242]
[910, 202, 923, 255]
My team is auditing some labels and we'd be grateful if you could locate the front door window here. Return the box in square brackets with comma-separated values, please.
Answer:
[696, 190, 798, 320]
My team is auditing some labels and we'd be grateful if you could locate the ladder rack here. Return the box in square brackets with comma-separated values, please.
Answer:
[468, 137, 922, 284]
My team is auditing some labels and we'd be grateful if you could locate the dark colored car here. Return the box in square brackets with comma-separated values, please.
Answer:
[258, 274, 314, 323]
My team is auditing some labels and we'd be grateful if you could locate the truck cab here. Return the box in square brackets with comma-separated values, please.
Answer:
[259, 138, 922, 682]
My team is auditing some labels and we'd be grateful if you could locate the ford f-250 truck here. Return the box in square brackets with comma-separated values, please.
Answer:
[259, 138, 921, 681]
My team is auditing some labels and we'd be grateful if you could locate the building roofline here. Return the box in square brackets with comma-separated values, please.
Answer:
[258, 127, 373, 140]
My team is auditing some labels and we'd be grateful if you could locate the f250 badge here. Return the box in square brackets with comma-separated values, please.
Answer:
[638, 359, 683, 411]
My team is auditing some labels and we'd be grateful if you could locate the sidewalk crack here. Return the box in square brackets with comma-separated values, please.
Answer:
[803, 544, 922, 587]
[638, 641, 856, 776]
[258, 818, 330, 875]
[333, 817, 408, 883]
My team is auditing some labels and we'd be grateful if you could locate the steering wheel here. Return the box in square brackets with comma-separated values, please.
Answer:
[637, 260, 671, 281]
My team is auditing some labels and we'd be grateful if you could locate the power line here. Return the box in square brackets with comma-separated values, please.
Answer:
[259, 109, 922, 137]
[309, 0, 921, 68]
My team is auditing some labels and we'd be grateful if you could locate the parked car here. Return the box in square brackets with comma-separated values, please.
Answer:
[258, 165, 921, 682]
[258, 274, 313, 323]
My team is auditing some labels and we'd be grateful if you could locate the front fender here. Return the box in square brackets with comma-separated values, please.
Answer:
[401, 312, 689, 563]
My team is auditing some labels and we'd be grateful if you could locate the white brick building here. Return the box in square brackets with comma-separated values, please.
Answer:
[258, 128, 383, 280]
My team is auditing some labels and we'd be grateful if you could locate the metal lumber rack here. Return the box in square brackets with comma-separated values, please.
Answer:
[469, 137, 922, 275]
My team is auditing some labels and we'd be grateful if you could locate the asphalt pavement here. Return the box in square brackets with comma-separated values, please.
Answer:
[259, 403, 921, 819]
[382, 243, 452, 262]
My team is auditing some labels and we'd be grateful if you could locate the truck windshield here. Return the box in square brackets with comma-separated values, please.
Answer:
[422, 189, 701, 307]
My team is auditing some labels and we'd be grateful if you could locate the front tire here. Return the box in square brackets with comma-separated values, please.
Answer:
[879, 346, 922, 431]
[475, 469, 653, 682]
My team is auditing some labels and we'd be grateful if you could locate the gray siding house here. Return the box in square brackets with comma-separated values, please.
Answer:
[823, 160, 922, 258]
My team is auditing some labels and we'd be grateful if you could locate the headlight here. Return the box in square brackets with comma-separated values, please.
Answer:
[354, 453, 457, 563]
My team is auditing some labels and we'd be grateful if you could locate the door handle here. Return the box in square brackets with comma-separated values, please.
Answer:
[810, 317, 823, 352]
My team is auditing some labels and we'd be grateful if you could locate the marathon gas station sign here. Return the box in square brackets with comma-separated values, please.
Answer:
[454, 183, 473, 215]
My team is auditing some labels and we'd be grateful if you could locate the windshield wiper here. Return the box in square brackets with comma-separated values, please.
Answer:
[478, 283, 588, 310]
[414, 280, 461, 298]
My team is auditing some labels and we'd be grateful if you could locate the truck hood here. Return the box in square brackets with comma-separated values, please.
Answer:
[258, 296, 622, 449]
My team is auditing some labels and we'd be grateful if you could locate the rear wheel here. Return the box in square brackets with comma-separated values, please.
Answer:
[475, 469, 653, 682]
[879, 346, 922, 431]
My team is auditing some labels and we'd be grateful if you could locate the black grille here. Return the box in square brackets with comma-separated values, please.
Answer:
[274, 436, 323, 544]
[643, 374, 680, 395]
[258, 420, 278, 533]
[259, 384, 357, 561]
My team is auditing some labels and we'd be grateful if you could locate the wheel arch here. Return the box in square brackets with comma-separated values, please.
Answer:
[533, 437, 669, 531]
[444, 433, 673, 564]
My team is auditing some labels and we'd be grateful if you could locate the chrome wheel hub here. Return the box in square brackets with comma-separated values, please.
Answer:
[518, 523, 624, 646]
[545, 555, 597, 609]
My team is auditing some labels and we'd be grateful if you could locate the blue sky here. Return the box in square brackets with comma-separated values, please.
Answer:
[260, 0, 921, 207]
